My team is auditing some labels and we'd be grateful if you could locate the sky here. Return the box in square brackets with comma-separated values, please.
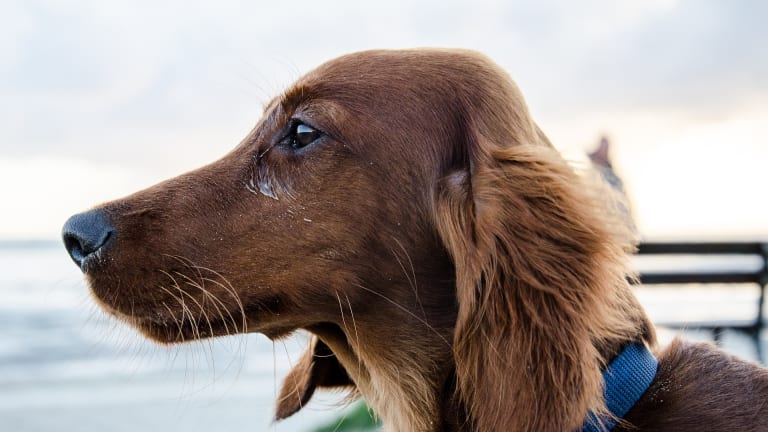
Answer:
[1, 0, 766, 240]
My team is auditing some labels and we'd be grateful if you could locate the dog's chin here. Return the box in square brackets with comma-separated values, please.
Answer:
[134, 317, 225, 344]
[90, 297, 245, 344]
[109, 310, 239, 344]
[87, 282, 300, 343]
[93, 299, 299, 345]
[124, 314, 296, 344]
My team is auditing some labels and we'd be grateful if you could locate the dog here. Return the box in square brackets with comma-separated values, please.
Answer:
[63, 49, 768, 431]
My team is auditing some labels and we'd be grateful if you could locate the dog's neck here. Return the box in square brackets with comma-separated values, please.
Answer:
[307, 240, 656, 432]
[311, 322, 652, 432]
[307, 245, 461, 431]
[311, 323, 453, 432]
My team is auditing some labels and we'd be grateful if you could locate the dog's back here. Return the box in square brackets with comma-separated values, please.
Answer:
[621, 339, 768, 431]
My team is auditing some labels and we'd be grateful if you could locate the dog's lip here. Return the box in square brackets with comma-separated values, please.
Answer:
[89, 287, 248, 329]
[88, 283, 187, 323]
[104, 302, 250, 340]
[87, 292, 175, 326]
[103, 306, 171, 327]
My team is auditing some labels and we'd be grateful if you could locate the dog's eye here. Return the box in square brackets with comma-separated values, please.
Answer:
[288, 122, 322, 149]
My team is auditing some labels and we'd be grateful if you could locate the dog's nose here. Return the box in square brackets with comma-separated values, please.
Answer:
[62, 209, 115, 270]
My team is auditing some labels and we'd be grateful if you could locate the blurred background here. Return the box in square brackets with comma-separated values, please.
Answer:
[1, 0, 766, 431]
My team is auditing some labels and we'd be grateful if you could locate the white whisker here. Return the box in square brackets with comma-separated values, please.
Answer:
[391, 238, 428, 321]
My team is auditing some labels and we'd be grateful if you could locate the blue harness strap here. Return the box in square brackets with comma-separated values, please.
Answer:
[582, 342, 658, 432]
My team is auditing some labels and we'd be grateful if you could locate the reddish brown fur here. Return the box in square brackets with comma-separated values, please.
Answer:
[70, 49, 768, 431]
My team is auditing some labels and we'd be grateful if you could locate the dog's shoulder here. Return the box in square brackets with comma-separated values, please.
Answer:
[621, 338, 768, 431]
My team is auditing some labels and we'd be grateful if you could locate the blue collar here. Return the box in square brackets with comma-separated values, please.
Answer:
[582, 342, 658, 432]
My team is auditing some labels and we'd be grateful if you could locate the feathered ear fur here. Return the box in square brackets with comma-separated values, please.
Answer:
[275, 336, 353, 420]
[436, 125, 649, 431]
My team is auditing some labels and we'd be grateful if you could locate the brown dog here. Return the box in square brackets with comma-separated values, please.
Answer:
[63, 49, 768, 431]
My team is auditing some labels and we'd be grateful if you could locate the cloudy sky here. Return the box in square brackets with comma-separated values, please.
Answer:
[1, 0, 766, 239]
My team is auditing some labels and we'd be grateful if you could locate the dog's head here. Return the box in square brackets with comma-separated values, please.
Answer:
[63, 49, 650, 430]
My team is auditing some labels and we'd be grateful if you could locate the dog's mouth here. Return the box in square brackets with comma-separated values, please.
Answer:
[134, 315, 246, 343]
[88, 280, 301, 343]
[110, 309, 249, 344]
[90, 291, 249, 344]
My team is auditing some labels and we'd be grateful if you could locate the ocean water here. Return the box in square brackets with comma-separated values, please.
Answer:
[0, 242, 765, 431]
[0, 243, 347, 432]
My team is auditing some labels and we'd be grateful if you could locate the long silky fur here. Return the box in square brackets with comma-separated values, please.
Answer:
[436, 133, 650, 431]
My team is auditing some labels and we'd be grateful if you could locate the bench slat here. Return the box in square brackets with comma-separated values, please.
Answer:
[637, 242, 767, 255]
[633, 241, 767, 337]
[637, 272, 763, 285]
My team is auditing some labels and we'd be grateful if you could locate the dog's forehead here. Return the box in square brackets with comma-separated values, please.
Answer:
[293, 49, 499, 100]
[256, 49, 536, 160]
[325, 48, 491, 71]
[270, 49, 497, 128]
[313, 49, 444, 76]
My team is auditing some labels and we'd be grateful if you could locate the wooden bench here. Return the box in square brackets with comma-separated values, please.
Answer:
[632, 241, 768, 355]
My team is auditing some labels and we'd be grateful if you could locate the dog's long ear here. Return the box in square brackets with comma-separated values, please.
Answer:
[436, 122, 644, 430]
[275, 336, 354, 420]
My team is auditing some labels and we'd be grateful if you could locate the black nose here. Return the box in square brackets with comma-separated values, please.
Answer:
[62, 209, 115, 270]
